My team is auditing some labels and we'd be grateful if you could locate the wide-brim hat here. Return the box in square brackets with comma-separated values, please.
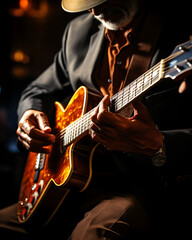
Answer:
[61, 0, 107, 13]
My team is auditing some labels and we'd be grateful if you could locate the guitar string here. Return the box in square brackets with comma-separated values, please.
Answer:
[55, 69, 161, 144]
[56, 43, 192, 142]
[97, 46, 192, 112]
[55, 62, 161, 139]
[55, 62, 171, 144]
[55, 49, 191, 144]
[55, 60, 162, 140]
[55, 58, 175, 143]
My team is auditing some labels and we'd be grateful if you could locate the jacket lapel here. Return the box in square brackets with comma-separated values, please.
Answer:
[80, 24, 106, 91]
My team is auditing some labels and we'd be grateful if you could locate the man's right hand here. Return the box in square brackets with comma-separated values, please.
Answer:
[16, 110, 55, 153]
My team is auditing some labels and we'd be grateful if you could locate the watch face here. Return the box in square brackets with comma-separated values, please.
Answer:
[152, 155, 166, 167]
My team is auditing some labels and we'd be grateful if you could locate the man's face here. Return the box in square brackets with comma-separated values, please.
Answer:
[89, 0, 142, 30]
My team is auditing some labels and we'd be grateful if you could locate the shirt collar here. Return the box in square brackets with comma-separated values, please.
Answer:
[104, 10, 145, 49]
[105, 26, 132, 50]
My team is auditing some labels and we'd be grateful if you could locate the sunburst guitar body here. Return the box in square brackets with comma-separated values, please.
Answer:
[17, 40, 192, 227]
[17, 86, 101, 227]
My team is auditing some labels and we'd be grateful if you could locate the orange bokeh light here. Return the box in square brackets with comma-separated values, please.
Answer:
[12, 50, 30, 64]
[19, 0, 30, 10]
[9, 0, 49, 18]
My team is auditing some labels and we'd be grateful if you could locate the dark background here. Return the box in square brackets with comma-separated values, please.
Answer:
[0, 0, 80, 209]
[1, 0, 191, 210]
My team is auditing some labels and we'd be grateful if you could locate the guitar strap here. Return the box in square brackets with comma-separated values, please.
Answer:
[125, 10, 164, 84]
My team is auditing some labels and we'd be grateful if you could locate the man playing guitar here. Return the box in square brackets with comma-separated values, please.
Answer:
[0, 0, 192, 239]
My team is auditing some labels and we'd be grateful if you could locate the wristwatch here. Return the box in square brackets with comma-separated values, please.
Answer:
[151, 140, 167, 167]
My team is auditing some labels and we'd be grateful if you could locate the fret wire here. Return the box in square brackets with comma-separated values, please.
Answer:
[56, 61, 165, 145]
[57, 108, 95, 146]
[110, 63, 161, 110]
[56, 52, 185, 141]
[142, 73, 145, 92]
[122, 87, 125, 109]
[63, 63, 162, 142]
[135, 78, 137, 97]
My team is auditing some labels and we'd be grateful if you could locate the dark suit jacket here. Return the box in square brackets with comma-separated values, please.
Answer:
[17, 12, 192, 190]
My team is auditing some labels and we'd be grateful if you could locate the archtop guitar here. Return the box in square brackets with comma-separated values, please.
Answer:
[17, 40, 192, 227]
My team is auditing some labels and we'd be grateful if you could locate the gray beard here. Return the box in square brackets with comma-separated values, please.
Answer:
[94, 1, 139, 31]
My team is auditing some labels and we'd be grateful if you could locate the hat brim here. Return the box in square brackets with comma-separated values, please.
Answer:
[61, 0, 107, 13]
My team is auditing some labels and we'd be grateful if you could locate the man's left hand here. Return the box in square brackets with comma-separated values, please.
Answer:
[89, 95, 163, 157]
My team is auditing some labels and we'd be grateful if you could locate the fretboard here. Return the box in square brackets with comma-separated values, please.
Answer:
[110, 60, 164, 112]
[62, 60, 164, 147]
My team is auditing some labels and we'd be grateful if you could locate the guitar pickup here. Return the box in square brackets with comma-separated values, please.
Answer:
[35, 153, 46, 171]
[34, 153, 46, 182]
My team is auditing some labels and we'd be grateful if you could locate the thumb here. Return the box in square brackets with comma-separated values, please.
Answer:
[98, 95, 110, 116]
[101, 95, 110, 110]
[36, 112, 52, 133]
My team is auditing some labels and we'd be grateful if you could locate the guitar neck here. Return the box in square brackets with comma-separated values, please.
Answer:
[110, 60, 164, 112]
[63, 60, 165, 147]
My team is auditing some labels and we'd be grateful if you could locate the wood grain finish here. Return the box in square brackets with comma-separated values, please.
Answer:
[17, 40, 192, 226]
[17, 86, 101, 226]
